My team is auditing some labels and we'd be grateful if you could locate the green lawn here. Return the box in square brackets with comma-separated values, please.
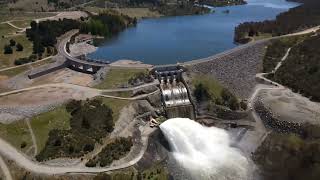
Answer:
[94, 68, 148, 89]
[0, 57, 54, 78]
[0, 120, 33, 152]
[0, 65, 29, 77]
[0, 33, 33, 68]
[30, 106, 71, 152]
[100, 97, 130, 121]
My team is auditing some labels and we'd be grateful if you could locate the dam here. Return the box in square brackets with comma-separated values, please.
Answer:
[153, 66, 195, 119]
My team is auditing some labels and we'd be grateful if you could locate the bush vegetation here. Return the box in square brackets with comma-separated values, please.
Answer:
[234, 0, 320, 43]
[272, 34, 320, 101]
[36, 99, 114, 161]
[263, 35, 308, 72]
[3, 44, 13, 54]
[86, 137, 133, 167]
[254, 124, 320, 180]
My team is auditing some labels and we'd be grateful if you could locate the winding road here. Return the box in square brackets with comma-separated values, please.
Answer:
[0, 155, 12, 180]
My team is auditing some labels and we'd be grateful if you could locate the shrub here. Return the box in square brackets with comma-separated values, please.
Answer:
[4, 44, 13, 54]
[9, 39, 16, 46]
[16, 43, 23, 51]
[194, 83, 210, 102]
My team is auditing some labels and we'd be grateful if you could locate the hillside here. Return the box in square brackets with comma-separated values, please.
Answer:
[234, 0, 320, 43]
[270, 33, 320, 101]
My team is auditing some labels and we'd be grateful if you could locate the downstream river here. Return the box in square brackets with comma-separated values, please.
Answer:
[88, 0, 299, 65]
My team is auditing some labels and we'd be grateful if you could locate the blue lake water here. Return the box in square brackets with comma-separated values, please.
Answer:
[88, 0, 299, 65]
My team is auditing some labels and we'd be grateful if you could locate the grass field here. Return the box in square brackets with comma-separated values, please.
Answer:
[94, 68, 148, 89]
[0, 33, 33, 68]
[10, 20, 32, 28]
[0, 120, 33, 153]
[0, 65, 29, 77]
[0, 57, 54, 78]
[0, 23, 17, 36]
[30, 106, 71, 152]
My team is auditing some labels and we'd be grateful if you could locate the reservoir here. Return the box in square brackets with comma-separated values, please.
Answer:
[88, 0, 299, 65]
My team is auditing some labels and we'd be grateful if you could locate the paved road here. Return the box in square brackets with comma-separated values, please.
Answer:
[58, 30, 108, 67]
[26, 119, 38, 156]
[0, 81, 159, 98]
[0, 56, 53, 73]
[183, 26, 319, 66]
[0, 155, 12, 180]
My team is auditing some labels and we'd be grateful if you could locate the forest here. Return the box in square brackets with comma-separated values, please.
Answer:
[271, 33, 320, 102]
[26, 18, 80, 55]
[234, 0, 320, 43]
[79, 11, 137, 37]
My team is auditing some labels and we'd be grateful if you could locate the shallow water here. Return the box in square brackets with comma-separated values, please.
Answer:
[88, 0, 299, 64]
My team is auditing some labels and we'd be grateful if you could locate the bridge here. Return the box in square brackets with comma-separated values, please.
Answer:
[153, 65, 195, 119]
[58, 30, 108, 73]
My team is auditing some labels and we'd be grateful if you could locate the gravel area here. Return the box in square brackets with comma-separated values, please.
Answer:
[0, 102, 63, 124]
[187, 41, 269, 99]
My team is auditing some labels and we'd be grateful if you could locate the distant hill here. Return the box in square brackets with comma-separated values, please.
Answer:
[234, 0, 320, 43]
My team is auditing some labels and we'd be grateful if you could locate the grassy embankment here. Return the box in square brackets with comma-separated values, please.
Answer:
[30, 106, 71, 153]
[94, 68, 148, 89]
[191, 74, 241, 110]
[0, 121, 33, 153]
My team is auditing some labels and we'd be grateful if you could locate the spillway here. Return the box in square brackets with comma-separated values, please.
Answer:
[160, 118, 249, 180]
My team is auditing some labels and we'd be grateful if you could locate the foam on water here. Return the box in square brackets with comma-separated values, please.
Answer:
[160, 118, 249, 180]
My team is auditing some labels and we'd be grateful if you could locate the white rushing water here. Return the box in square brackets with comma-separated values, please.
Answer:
[160, 118, 249, 180]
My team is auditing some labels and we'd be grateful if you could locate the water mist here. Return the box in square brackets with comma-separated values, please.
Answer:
[160, 118, 249, 180]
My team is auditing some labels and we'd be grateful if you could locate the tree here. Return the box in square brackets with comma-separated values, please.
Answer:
[221, 88, 239, 110]
[4, 44, 13, 54]
[9, 39, 16, 46]
[16, 43, 23, 51]
[194, 83, 210, 102]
